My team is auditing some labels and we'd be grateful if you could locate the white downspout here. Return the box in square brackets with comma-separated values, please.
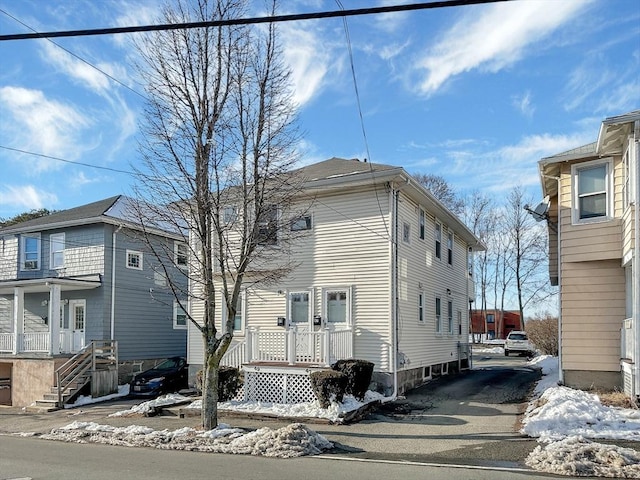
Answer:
[382, 184, 398, 403]
[633, 131, 639, 400]
[110, 226, 120, 340]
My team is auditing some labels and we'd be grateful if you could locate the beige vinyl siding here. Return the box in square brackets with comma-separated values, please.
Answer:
[621, 204, 635, 260]
[396, 191, 469, 371]
[561, 260, 625, 372]
[188, 187, 393, 369]
[0, 236, 18, 280]
[547, 198, 559, 283]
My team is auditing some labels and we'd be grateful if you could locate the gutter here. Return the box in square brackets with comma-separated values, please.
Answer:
[381, 183, 399, 403]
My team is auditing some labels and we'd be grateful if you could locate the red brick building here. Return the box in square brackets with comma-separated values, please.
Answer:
[470, 309, 522, 340]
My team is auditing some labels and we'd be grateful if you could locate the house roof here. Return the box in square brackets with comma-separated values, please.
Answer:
[296, 157, 484, 251]
[0, 195, 181, 238]
[539, 109, 640, 197]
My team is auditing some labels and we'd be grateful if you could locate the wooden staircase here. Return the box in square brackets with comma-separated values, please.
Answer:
[32, 340, 118, 411]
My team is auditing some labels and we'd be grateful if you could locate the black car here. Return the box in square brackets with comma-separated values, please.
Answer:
[129, 356, 188, 398]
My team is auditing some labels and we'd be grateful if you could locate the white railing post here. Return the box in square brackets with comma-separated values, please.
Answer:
[245, 328, 253, 363]
[287, 326, 296, 365]
[323, 326, 331, 366]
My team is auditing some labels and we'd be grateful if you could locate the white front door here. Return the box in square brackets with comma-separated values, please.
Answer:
[325, 289, 349, 329]
[68, 299, 86, 352]
[58, 304, 72, 353]
[289, 291, 312, 359]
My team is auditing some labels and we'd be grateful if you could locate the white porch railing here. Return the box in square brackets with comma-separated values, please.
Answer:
[0, 332, 78, 354]
[221, 327, 354, 368]
[621, 318, 634, 361]
[0, 333, 13, 353]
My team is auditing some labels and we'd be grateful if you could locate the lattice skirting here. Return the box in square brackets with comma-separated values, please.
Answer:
[242, 366, 318, 404]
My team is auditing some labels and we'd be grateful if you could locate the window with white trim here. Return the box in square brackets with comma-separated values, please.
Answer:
[223, 206, 237, 224]
[447, 300, 453, 334]
[173, 301, 187, 329]
[435, 222, 442, 259]
[457, 310, 462, 336]
[402, 222, 410, 243]
[20, 233, 40, 270]
[418, 291, 424, 323]
[447, 231, 453, 266]
[222, 292, 245, 333]
[572, 159, 611, 223]
[257, 205, 278, 245]
[50, 233, 65, 269]
[175, 242, 188, 268]
[291, 215, 312, 231]
[325, 289, 349, 325]
[419, 208, 425, 240]
[126, 250, 143, 270]
[289, 291, 310, 325]
[435, 296, 442, 333]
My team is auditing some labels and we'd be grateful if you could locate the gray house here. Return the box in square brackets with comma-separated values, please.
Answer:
[0, 196, 187, 407]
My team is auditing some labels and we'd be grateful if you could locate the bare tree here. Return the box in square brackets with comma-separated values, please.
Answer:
[503, 186, 552, 327]
[130, 0, 302, 429]
[415, 173, 464, 215]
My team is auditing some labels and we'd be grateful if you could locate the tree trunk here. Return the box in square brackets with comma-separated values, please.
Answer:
[202, 353, 220, 430]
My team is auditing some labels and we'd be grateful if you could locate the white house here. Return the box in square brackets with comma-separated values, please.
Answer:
[187, 158, 483, 403]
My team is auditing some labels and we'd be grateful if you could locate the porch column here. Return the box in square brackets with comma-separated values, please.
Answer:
[12, 287, 24, 354]
[287, 326, 296, 365]
[48, 283, 61, 355]
[322, 326, 331, 366]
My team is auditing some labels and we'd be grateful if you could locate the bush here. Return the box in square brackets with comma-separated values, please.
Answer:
[195, 366, 242, 402]
[331, 359, 374, 401]
[310, 370, 347, 408]
[526, 313, 558, 356]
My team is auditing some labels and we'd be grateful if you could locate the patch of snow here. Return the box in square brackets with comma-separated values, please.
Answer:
[108, 393, 191, 417]
[41, 421, 332, 458]
[472, 346, 504, 354]
[525, 436, 640, 479]
[65, 384, 130, 409]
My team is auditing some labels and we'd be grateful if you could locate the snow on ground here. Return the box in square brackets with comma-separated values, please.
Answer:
[40, 421, 332, 458]
[64, 384, 130, 409]
[108, 393, 192, 416]
[523, 355, 640, 478]
[472, 346, 504, 354]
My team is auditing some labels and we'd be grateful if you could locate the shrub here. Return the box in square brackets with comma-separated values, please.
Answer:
[195, 366, 242, 402]
[331, 359, 374, 401]
[310, 370, 347, 408]
[526, 313, 558, 356]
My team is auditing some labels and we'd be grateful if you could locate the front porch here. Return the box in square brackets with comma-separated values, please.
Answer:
[219, 327, 353, 404]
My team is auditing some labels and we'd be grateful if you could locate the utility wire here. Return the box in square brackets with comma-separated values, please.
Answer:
[0, 0, 514, 41]
[0, 9, 146, 99]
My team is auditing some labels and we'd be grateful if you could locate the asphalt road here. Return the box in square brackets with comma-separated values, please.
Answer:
[0, 352, 559, 478]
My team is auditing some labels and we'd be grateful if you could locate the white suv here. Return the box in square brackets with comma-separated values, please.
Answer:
[504, 331, 534, 357]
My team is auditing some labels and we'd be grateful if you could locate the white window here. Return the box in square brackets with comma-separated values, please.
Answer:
[223, 292, 244, 333]
[154, 271, 167, 286]
[419, 208, 425, 240]
[435, 222, 442, 259]
[457, 310, 463, 336]
[324, 288, 350, 326]
[291, 215, 312, 232]
[257, 205, 278, 245]
[447, 231, 453, 266]
[223, 206, 237, 224]
[402, 222, 410, 243]
[175, 242, 188, 268]
[435, 296, 442, 333]
[572, 159, 612, 223]
[418, 291, 424, 323]
[20, 233, 40, 270]
[50, 233, 65, 269]
[126, 250, 143, 270]
[289, 291, 310, 324]
[173, 301, 188, 329]
[447, 300, 453, 334]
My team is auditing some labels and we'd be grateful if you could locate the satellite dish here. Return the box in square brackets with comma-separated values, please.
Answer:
[524, 196, 550, 222]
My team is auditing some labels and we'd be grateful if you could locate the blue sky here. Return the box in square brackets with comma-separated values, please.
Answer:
[0, 0, 638, 221]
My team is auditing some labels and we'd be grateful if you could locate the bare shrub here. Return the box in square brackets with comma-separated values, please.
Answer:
[526, 313, 558, 356]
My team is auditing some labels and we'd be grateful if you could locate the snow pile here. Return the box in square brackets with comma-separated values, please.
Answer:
[472, 346, 504, 354]
[40, 421, 332, 458]
[521, 385, 640, 442]
[184, 390, 385, 423]
[108, 393, 192, 417]
[65, 384, 130, 409]
[525, 436, 640, 479]
[523, 356, 640, 477]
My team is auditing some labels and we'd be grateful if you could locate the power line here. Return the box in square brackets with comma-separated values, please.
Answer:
[0, 9, 146, 99]
[0, 0, 514, 41]
[0, 146, 134, 175]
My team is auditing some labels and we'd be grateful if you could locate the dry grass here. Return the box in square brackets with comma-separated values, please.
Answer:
[595, 390, 637, 409]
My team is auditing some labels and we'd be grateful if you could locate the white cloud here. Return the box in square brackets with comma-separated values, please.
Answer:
[414, 0, 593, 96]
[0, 185, 57, 210]
[0, 86, 91, 171]
[280, 23, 333, 107]
[512, 91, 535, 118]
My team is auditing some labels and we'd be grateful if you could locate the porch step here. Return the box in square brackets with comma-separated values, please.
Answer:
[24, 403, 60, 413]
